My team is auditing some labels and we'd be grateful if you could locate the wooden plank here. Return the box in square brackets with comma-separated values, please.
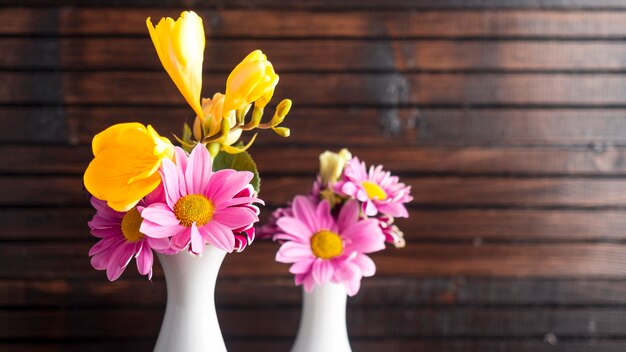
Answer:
[8, 39, 626, 71]
[1, 242, 625, 279]
[3, 207, 626, 242]
[4, 145, 626, 176]
[6, 175, 626, 207]
[5, 107, 626, 147]
[1, 340, 624, 352]
[2, 305, 626, 338]
[7, 0, 626, 9]
[4, 277, 626, 307]
[2, 72, 624, 106]
[399, 209, 626, 241]
[0, 336, 626, 352]
[6, 9, 626, 38]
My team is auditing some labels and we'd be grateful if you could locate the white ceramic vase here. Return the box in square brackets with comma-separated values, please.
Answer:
[291, 282, 352, 352]
[154, 245, 227, 352]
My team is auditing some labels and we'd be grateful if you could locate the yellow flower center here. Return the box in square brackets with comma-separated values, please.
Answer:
[310, 230, 343, 259]
[121, 208, 145, 243]
[362, 181, 388, 200]
[174, 194, 215, 227]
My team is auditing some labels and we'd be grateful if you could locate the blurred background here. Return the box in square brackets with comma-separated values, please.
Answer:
[2, 0, 626, 351]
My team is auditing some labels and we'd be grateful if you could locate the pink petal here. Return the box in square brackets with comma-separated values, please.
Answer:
[337, 199, 359, 232]
[377, 202, 409, 218]
[90, 249, 111, 270]
[146, 236, 171, 252]
[204, 169, 237, 199]
[144, 182, 166, 205]
[315, 200, 333, 231]
[209, 172, 253, 205]
[352, 253, 376, 277]
[106, 243, 135, 281]
[90, 197, 123, 220]
[213, 207, 258, 230]
[289, 259, 315, 274]
[140, 203, 180, 227]
[136, 244, 154, 279]
[170, 228, 191, 252]
[333, 261, 360, 283]
[343, 220, 386, 254]
[190, 222, 205, 254]
[140, 220, 183, 239]
[88, 236, 120, 256]
[199, 221, 235, 253]
[311, 259, 334, 285]
[185, 144, 212, 195]
[363, 199, 378, 216]
[291, 196, 318, 232]
[276, 241, 313, 263]
[174, 147, 188, 172]
[160, 158, 182, 208]
[217, 196, 263, 209]
[344, 279, 361, 297]
[276, 217, 312, 243]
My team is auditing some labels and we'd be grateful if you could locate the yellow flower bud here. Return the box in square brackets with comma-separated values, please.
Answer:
[319, 149, 352, 185]
[84, 123, 174, 212]
[223, 50, 279, 114]
[272, 127, 290, 138]
[147, 11, 205, 119]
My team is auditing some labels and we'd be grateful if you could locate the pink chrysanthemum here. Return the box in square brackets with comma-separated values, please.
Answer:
[88, 190, 170, 281]
[140, 145, 263, 254]
[275, 196, 386, 296]
[335, 157, 412, 217]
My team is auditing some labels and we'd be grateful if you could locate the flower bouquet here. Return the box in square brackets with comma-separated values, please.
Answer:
[83, 11, 292, 352]
[259, 149, 412, 352]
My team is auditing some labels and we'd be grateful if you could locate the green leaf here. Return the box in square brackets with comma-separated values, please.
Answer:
[212, 150, 261, 194]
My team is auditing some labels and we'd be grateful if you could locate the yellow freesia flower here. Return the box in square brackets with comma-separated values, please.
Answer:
[223, 50, 279, 114]
[84, 123, 174, 212]
[147, 11, 205, 120]
[319, 149, 352, 185]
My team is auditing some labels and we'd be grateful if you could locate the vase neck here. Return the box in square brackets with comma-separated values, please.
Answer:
[292, 283, 352, 352]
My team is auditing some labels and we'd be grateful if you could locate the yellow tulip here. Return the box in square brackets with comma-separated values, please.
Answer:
[84, 123, 174, 212]
[147, 11, 205, 119]
[223, 50, 279, 114]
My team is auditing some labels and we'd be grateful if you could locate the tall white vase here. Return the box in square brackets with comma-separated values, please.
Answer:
[154, 246, 227, 352]
[291, 282, 352, 352]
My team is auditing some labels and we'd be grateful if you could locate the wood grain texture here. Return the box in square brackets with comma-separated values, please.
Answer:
[5, 9, 626, 38]
[7, 0, 626, 9]
[6, 107, 626, 147]
[6, 175, 626, 207]
[5, 145, 626, 176]
[6, 72, 626, 106]
[1, 340, 625, 352]
[4, 2, 626, 350]
[3, 242, 626, 279]
[2, 306, 626, 338]
[7, 38, 626, 71]
[5, 277, 626, 307]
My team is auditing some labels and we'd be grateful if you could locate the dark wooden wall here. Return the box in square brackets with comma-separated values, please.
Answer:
[3, 0, 626, 351]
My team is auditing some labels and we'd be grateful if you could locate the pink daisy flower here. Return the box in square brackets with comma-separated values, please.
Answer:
[275, 196, 386, 296]
[88, 190, 170, 281]
[335, 157, 412, 217]
[140, 144, 263, 255]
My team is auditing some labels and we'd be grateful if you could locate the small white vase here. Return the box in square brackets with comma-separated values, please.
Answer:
[291, 283, 352, 352]
[154, 246, 227, 352]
